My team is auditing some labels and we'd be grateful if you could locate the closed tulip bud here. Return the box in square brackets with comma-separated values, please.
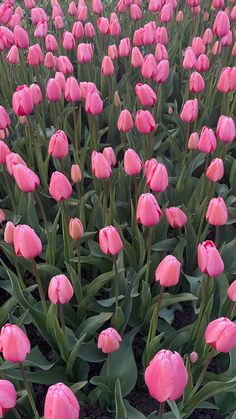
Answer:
[180, 99, 198, 123]
[77, 43, 93, 64]
[109, 17, 121, 37]
[136, 193, 162, 227]
[98, 327, 122, 353]
[217, 67, 236, 93]
[149, 0, 162, 12]
[14, 224, 42, 259]
[72, 21, 84, 39]
[91, 151, 112, 179]
[13, 25, 29, 49]
[62, 31, 75, 51]
[46, 78, 62, 102]
[85, 90, 103, 115]
[34, 21, 48, 39]
[131, 46, 143, 67]
[155, 43, 168, 62]
[0, 3, 13, 24]
[48, 130, 69, 159]
[12, 164, 40, 192]
[189, 351, 198, 363]
[176, 10, 184, 22]
[232, 42, 236, 57]
[0, 380, 17, 416]
[71, 164, 82, 183]
[80, 82, 97, 99]
[52, 3, 62, 19]
[189, 71, 205, 93]
[155, 26, 168, 44]
[141, 54, 157, 79]
[198, 126, 217, 153]
[58, 56, 73, 74]
[117, 109, 133, 132]
[0, 209, 6, 223]
[145, 159, 168, 192]
[99, 226, 123, 255]
[7, 45, 19, 64]
[97, 17, 110, 34]
[69, 218, 84, 240]
[101, 55, 115, 76]
[124, 148, 142, 176]
[55, 72, 66, 91]
[221, 31, 232, 47]
[231, 5, 236, 20]
[54, 15, 64, 30]
[133, 28, 144, 46]
[6, 152, 26, 175]
[206, 197, 228, 226]
[44, 52, 56, 69]
[203, 28, 213, 45]
[130, 3, 142, 20]
[0, 140, 10, 164]
[165, 207, 187, 228]
[135, 83, 157, 107]
[4, 221, 15, 244]
[45, 34, 58, 52]
[145, 350, 188, 402]
[27, 44, 43, 66]
[49, 172, 72, 202]
[0, 324, 30, 363]
[227, 280, 236, 302]
[108, 44, 118, 60]
[92, 0, 103, 14]
[212, 0, 224, 8]
[65, 77, 81, 103]
[84, 22, 95, 38]
[196, 54, 210, 72]
[183, 47, 196, 70]
[29, 83, 42, 106]
[155, 255, 181, 287]
[135, 110, 156, 134]
[205, 317, 236, 352]
[206, 158, 224, 182]
[216, 115, 236, 143]
[212, 41, 222, 56]
[191, 37, 206, 57]
[191, 5, 201, 14]
[118, 37, 131, 57]
[188, 132, 199, 149]
[31, 7, 48, 24]
[155, 59, 169, 83]
[213, 11, 230, 37]
[25, 0, 35, 10]
[103, 147, 116, 166]
[160, 3, 173, 22]
[48, 275, 74, 304]
[114, 91, 121, 107]
[44, 383, 80, 419]
[68, 1, 77, 16]
[12, 85, 34, 116]
[0, 26, 15, 49]
[198, 240, 224, 276]
[0, 106, 11, 130]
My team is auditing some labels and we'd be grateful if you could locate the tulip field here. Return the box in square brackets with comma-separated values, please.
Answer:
[0, 0, 236, 417]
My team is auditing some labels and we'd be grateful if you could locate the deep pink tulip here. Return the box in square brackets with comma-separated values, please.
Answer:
[136, 193, 162, 227]
[117, 110, 133, 132]
[103, 147, 116, 167]
[48, 275, 74, 304]
[227, 280, 236, 302]
[165, 207, 188, 228]
[99, 226, 123, 255]
[69, 218, 84, 240]
[135, 110, 156, 134]
[0, 3, 13, 25]
[27, 44, 43, 66]
[85, 90, 103, 115]
[206, 197, 228, 226]
[6, 152, 26, 175]
[48, 130, 69, 159]
[213, 11, 230, 37]
[12, 85, 34, 116]
[141, 54, 157, 79]
[155, 255, 181, 287]
[101, 55, 115, 76]
[0, 106, 11, 130]
[0, 140, 10, 164]
[14, 224, 42, 259]
[198, 240, 224, 276]
[0, 324, 30, 363]
[180, 99, 198, 122]
[65, 77, 81, 103]
[198, 126, 217, 153]
[44, 383, 80, 419]
[49, 172, 72, 202]
[124, 149, 142, 176]
[189, 71, 205, 93]
[216, 115, 236, 143]
[205, 317, 236, 352]
[46, 78, 62, 102]
[12, 164, 40, 192]
[91, 151, 112, 179]
[145, 350, 188, 402]
[98, 327, 121, 353]
[206, 158, 224, 182]
[45, 34, 58, 52]
[135, 83, 157, 107]
[145, 159, 168, 192]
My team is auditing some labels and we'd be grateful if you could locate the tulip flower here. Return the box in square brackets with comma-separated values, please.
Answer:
[190, 352, 198, 363]
[91, 151, 112, 179]
[189, 71, 205, 93]
[12, 85, 34, 116]
[216, 116, 236, 143]
[29, 84, 42, 106]
[206, 197, 228, 226]
[12, 164, 40, 192]
[141, 54, 157, 79]
[27, 44, 43, 66]
[198, 126, 217, 153]
[0, 324, 30, 363]
[198, 240, 224, 276]
[155, 255, 181, 287]
[69, 218, 84, 241]
[145, 159, 168, 192]
[14, 224, 42, 259]
[213, 11, 230, 37]
[71, 164, 82, 184]
[6, 45, 19, 64]
[135, 83, 157, 107]
[165, 207, 188, 228]
[46, 78, 62, 102]
[180, 99, 198, 122]
[98, 327, 121, 353]
[48, 275, 74, 305]
[103, 147, 116, 167]
[44, 383, 80, 419]
[4, 221, 15, 244]
[205, 317, 236, 352]
[0, 209, 6, 223]
[13, 25, 29, 49]
[188, 132, 199, 150]
[206, 158, 224, 182]
[49, 172, 72, 202]
[136, 193, 162, 227]
[99, 226, 123, 256]
[6, 152, 26, 175]
[101, 56, 115, 76]
[85, 90, 103, 115]
[0, 380, 17, 416]
[124, 149, 142, 176]
[0, 140, 10, 164]
[227, 280, 236, 302]
[48, 130, 69, 159]
[135, 110, 156, 134]
[117, 110, 133, 132]
[217, 67, 236, 93]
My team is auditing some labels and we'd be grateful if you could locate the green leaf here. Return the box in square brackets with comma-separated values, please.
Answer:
[167, 400, 181, 419]
[66, 334, 87, 378]
[115, 379, 127, 419]
[76, 312, 113, 340]
[123, 400, 146, 419]
[152, 238, 178, 251]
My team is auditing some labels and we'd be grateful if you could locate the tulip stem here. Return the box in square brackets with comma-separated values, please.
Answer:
[34, 190, 49, 234]
[190, 349, 214, 396]
[133, 176, 138, 210]
[12, 249, 25, 289]
[145, 227, 153, 283]
[19, 362, 39, 419]
[107, 353, 112, 378]
[12, 408, 22, 419]
[113, 256, 119, 313]
[215, 226, 219, 248]
[31, 259, 47, 314]
[77, 239, 81, 280]
[59, 303, 66, 337]
[227, 302, 236, 319]
[193, 276, 211, 342]
[157, 401, 165, 419]
[147, 286, 165, 345]
[2, 166, 16, 211]
[72, 104, 78, 159]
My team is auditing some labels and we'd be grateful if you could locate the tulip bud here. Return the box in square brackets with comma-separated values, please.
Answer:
[180, 99, 198, 122]
[188, 132, 199, 149]
[12, 164, 40, 192]
[117, 109, 133, 131]
[155, 255, 181, 287]
[0, 380, 17, 416]
[44, 383, 80, 419]
[0, 324, 30, 362]
[46, 78, 62, 102]
[205, 317, 236, 352]
[145, 159, 168, 192]
[206, 158, 224, 182]
[165, 207, 187, 228]
[135, 83, 157, 107]
[189, 351, 198, 363]
[124, 149, 142, 176]
[48, 275, 74, 304]
[103, 147, 116, 166]
[0, 140, 10, 164]
[48, 130, 69, 159]
[69, 218, 84, 240]
[4, 221, 15, 244]
[198, 126, 217, 153]
[0, 209, 6, 223]
[216, 115, 236, 143]
[198, 240, 224, 276]
[49, 172, 72, 201]
[12, 85, 34, 116]
[227, 280, 236, 302]
[91, 151, 112, 179]
[135, 110, 156, 134]
[136, 193, 162, 227]
[114, 91, 121, 107]
[71, 164, 82, 183]
[206, 197, 228, 226]
[97, 327, 122, 353]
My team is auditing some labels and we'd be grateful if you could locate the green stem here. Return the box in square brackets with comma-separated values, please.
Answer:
[72, 104, 79, 159]
[148, 286, 165, 344]
[193, 276, 211, 342]
[133, 176, 138, 211]
[12, 248, 25, 289]
[157, 401, 165, 419]
[19, 362, 39, 419]
[12, 408, 22, 419]
[33, 190, 49, 234]
[59, 303, 66, 338]
[77, 239, 81, 280]
[145, 227, 153, 283]
[3, 165, 16, 211]
[190, 349, 214, 396]
[113, 256, 119, 313]
[31, 259, 47, 314]
[227, 302, 236, 319]
[215, 225, 219, 248]
[61, 201, 72, 264]
[107, 353, 112, 378]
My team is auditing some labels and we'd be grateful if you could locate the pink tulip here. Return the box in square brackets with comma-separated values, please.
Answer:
[14, 224, 42, 259]
[27, 44, 43, 66]
[31, 7, 48, 24]
[54, 16, 64, 30]
[195, 54, 210, 72]
[212, 0, 224, 8]
[72, 22, 84, 39]
[98, 327, 121, 353]
[12, 85, 34, 116]
[12, 164, 40, 192]
[84, 22, 94, 39]
[99, 226, 123, 255]
[29, 84, 42, 106]
[145, 350, 188, 402]
[133, 28, 144, 46]
[189, 71, 205, 93]
[109, 17, 121, 37]
[176, 10, 184, 22]
[189, 352, 198, 363]
[0, 26, 14, 49]
[183, 47, 196, 70]
[65, 77, 81, 103]
[130, 3, 142, 20]
[7, 45, 19, 64]
[131, 47, 143, 67]
[160, 3, 173, 22]
[48, 130, 69, 159]
[24, 0, 35, 9]
[0, 140, 10, 164]
[101, 56, 115, 76]
[191, 37, 206, 57]
[118, 37, 131, 57]
[155, 60, 169, 83]
[216, 115, 235, 143]
[213, 11, 230, 37]
[165, 207, 188, 228]
[71, 164, 82, 184]
[85, 90, 103, 115]
[198, 240, 224, 276]
[221, 31, 232, 47]
[155, 43, 168, 62]
[92, 0, 103, 14]
[141, 54, 157, 79]
[0, 209, 6, 223]
[55, 72, 66, 91]
[206, 158, 224, 182]
[58, 56, 74, 74]
[212, 40, 222, 56]
[13, 26, 29, 49]
[62, 31, 75, 51]
[45, 34, 58, 52]
[49, 172, 72, 202]
[0, 106, 11, 130]
[188, 132, 199, 149]
[227, 280, 236, 302]
[69, 218, 84, 240]
[135, 110, 156, 134]
[136, 193, 162, 227]
[217, 67, 236, 93]
[48, 275, 74, 304]
[117, 110, 133, 132]
[145, 159, 168, 192]
[103, 147, 116, 167]
[97, 17, 110, 34]
[124, 149, 142, 176]
[135, 83, 157, 107]
[44, 383, 80, 419]
[46, 78, 62, 102]
[206, 197, 228, 226]
[0, 380, 16, 416]
[0, 3, 13, 25]
[155, 255, 181, 287]
[77, 43, 93, 64]
[91, 151, 112, 179]
[203, 28, 213, 45]
[205, 317, 236, 352]
[108, 44, 118, 60]
[0, 324, 30, 362]
[45, 52, 56, 69]
[198, 126, 217, 153]
[34, 21, 48, 39]
[6, 152, 26, 175]
[4, 221, 15, 244]
[180, 99, 198, 122]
